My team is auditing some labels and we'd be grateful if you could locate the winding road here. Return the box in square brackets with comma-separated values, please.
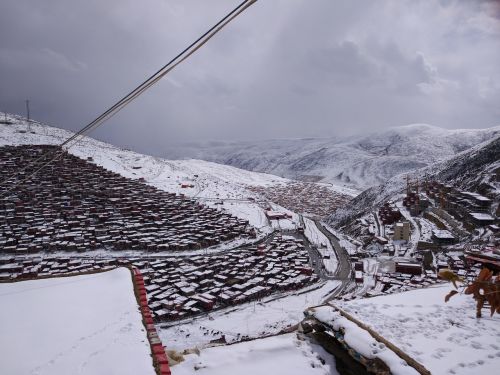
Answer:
[313, 220, 351, 280]
[309, 219, 354, 300]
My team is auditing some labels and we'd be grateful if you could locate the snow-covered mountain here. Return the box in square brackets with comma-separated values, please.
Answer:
[164, 124, 500, 191]
[328, 133, 500, 227]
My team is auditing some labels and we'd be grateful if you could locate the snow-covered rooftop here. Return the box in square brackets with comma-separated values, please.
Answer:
[432, 229, 455, 239]
[460, 192, 491, 202]
[470, 212, 495, 221]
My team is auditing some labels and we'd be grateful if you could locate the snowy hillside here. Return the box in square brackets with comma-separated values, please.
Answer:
[329, 133, 500, 227]
[0, 114, 297, 231]
[164, 124, 500, 191]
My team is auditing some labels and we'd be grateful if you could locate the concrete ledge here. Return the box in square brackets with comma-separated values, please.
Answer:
[305, 303, 431, 375]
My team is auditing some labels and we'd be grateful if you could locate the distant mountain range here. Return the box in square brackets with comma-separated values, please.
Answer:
[163, 124, 500, 191]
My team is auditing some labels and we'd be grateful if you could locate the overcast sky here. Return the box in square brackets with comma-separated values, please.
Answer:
[1, 0, 499, 153]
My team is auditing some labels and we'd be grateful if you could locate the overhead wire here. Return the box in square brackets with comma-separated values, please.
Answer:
[0, 0, 257, 198]
[61, 0, 257, 149]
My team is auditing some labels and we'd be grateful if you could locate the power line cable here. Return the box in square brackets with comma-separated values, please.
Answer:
[62, 0, 257, 149]
[0, 0, 257, 198]
[1, 0, 256, 195]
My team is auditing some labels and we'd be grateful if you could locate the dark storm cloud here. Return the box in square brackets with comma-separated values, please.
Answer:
[0, 0, 499, 155]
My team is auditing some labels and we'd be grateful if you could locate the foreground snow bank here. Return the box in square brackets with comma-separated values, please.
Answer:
[312, 307, 419, 375]
[174, 333, 338, 375]
[336, 285, 500, 375]
[0, 268, 155, 375]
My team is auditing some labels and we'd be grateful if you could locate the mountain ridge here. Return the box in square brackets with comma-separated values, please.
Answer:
[163, 123, 500, 191]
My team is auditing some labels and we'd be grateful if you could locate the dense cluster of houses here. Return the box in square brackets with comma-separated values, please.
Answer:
[378, 202, 402, 225]
[0, 235, 317, 321]
[357, 271, 439, 298]
[348, 261, 436, 298]
[137, 235, 316, 321]
[0, 145, 253, 254]
[347, 251, 484, 299]
[375, 179, 499, 252]
[435, 250, 486, 282]
[464, 245, 500, 272]
[249, 182, 349, 218]
[425, 181, 497, 231]
[401, 177, 430, 216]
[346, 177, 498, 300]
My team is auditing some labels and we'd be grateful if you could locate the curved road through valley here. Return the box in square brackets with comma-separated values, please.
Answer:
[313, 220, 354, 301]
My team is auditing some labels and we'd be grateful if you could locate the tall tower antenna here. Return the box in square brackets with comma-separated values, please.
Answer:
[25, 100, 31, 132]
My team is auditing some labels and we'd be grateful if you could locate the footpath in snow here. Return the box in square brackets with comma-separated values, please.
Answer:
[0, 268, 156, 375]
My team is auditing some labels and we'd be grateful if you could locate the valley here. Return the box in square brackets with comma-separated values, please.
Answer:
[1, 114, 499, 375]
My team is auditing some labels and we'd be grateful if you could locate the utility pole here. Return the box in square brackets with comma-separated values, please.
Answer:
[25, 100, 31, 132]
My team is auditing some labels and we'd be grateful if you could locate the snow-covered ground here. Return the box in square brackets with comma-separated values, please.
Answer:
[174, 333, 338, 375]
[0, 268, 155, 375]
[158, 280, 341, 351]
[303, 217, 338, 274]
[335, 285, 500, 375]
